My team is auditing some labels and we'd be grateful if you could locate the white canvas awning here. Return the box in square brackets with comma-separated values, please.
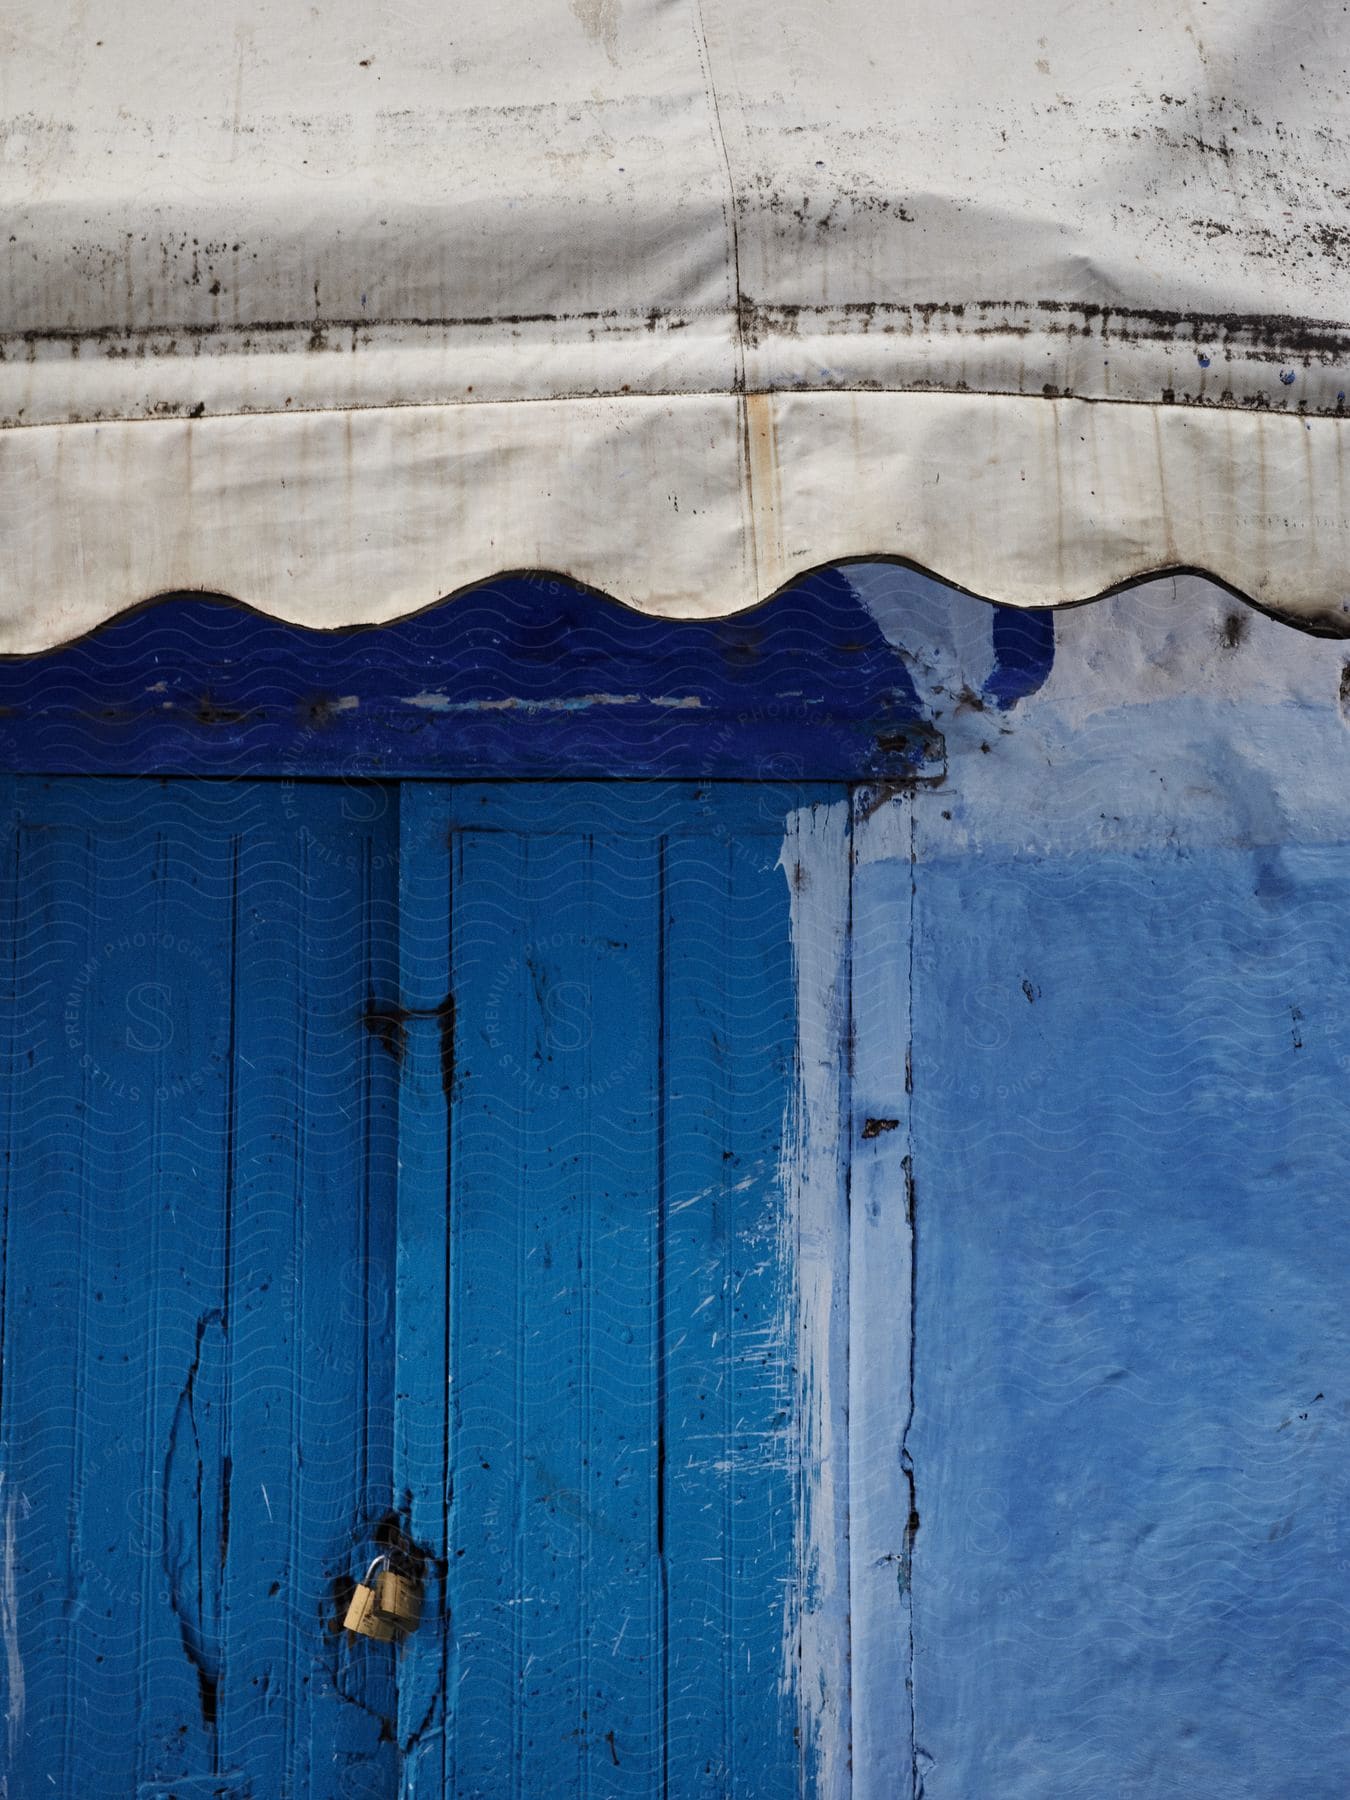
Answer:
[2, 0, 1348, 650]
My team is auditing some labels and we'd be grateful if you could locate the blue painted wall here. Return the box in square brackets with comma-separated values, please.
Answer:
[842, 565, 1350, 1798]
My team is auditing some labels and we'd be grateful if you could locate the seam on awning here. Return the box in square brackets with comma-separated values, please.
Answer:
[2, 382, 1347, 434]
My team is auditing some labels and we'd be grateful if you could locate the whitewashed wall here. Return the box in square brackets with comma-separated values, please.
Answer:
[840, 566, 1350, 1797]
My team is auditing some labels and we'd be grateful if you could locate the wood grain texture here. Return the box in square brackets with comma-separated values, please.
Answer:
[395, 783, 850, 1797]
[0, 773, 886, 1798]
[0, 779, 400, 1799]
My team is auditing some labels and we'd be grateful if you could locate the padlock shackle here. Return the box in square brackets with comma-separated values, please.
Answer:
[361, 1553, 391, 1586]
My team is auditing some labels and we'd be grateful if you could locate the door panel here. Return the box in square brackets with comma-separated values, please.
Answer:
[396, 784, 847, 1799]
[0, 779, 401, 1799]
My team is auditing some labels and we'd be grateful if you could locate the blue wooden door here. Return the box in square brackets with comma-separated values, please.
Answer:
[393, 783, 847, 1799]
[0, 778, 403, 1799]
[0, 777, 852, 1798]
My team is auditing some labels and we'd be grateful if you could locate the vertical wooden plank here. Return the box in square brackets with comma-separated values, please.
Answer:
[847, 791, 915, 1800]
[220, 782, 400, 1800]
[0, 779, 400, 1800]
[0, 780, 244, 1796]
[0, 776, 15, 1785]
[660, 789, 812, 1796]
[0, 786, 80, 1792]
[395, 783, 455, 1798]
[126, 783, 239, 1791]
[434, 785, 666, 1799]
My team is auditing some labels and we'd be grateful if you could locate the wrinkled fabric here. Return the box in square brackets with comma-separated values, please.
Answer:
[1, 0, 1347, 645]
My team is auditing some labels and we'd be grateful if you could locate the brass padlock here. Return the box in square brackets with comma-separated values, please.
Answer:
[377, 1568, 422, 1634]
[344, 1557, 400, 1641]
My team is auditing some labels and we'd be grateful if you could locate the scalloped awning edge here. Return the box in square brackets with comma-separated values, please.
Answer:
[1, 388, 1347, 652]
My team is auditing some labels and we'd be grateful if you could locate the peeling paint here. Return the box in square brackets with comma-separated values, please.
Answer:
[779, 800, 852, 1798]
[401, 690, 704, 712]
[0, 1476, 25, 1768]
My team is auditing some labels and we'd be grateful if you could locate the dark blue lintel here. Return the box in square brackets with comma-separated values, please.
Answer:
[0, 571, 939, 781]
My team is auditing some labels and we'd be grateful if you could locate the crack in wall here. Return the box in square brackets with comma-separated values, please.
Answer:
[902, 805, 923, 1798]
